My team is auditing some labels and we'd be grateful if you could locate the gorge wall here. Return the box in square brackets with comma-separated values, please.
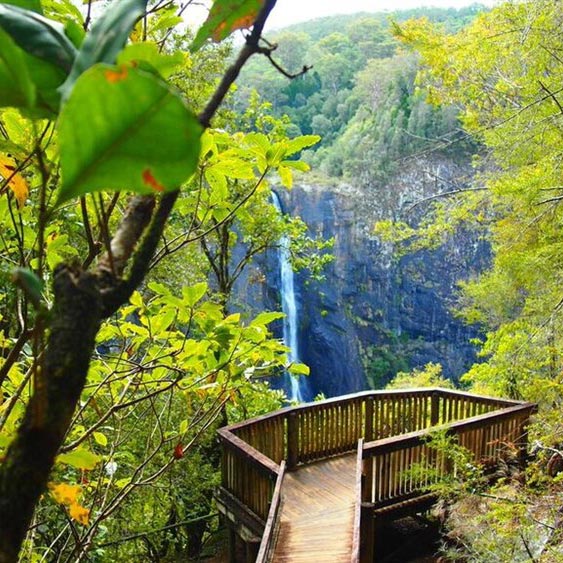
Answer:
[235, 156, 488, 398]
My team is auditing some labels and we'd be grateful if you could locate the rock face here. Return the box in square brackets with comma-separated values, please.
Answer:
[235, 156, 487, 398]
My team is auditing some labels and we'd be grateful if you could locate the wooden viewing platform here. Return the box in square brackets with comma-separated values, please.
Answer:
[215, 388, 537, 562]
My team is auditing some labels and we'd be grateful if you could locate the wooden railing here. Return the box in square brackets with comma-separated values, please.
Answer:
[218, 429, 281, 521]
[255, 461, 286, 563]
[362, 402, 537, 509]
[217, 388, 535, 561]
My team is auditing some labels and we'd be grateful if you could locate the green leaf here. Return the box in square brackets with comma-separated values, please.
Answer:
[57, 64, 202, 203]
[0, 26, 35, 109]
[183, 282, 208, 307]
[60, 0, 148, 100]
[252, 311, 284, 325]
[288, 363, 310, 376]
[0, 4, 77, 71]
[93, 431, 108, 447]
[117, 42, 184, 79]
[57, 448, 101, 470]
[280, 159, 310, 172]
[278, 165, 292, 188]
[191, 0, 263, 52]
[2, 0, 42, 13]
[284, 135, 320, 157]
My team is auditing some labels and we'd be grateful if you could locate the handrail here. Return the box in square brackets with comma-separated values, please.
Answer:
[351, 438, 363, 563]
[255, 461, 286, 563]
[362, 402, 537, 507]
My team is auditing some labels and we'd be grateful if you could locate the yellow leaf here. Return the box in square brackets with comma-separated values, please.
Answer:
[69, 502, 90, 526]
[0, 155, 28, 208]
[49, 482, 81, 506]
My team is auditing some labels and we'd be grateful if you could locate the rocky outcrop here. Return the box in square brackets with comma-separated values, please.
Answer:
[236, 156, 487, 398]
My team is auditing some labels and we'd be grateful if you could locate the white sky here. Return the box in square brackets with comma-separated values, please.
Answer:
[265, 0, 499, 29]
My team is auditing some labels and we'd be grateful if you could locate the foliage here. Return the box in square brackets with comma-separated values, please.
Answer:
[233, 5, 486, 185]
[378, 1, 563, 559]
[387, 362, 454, 390]
[0, 0, 332, 560]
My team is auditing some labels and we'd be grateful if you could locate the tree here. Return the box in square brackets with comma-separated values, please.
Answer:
[0, 0, 308, 560]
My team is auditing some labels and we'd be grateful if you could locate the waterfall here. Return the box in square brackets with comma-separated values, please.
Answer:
[271, 192, 308, 403]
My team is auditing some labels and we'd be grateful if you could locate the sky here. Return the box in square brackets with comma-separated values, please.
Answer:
[265, 0, 499, 29]
[184, 0, 500, 32]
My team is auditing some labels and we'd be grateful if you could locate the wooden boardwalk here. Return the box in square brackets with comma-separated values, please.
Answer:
[216, 389, 537, 562]
[272, 454, 357, 562]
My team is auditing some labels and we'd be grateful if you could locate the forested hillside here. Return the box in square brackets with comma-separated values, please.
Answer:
[233, 5, 484, 183]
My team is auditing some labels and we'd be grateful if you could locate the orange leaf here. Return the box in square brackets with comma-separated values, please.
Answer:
[212, 11, 260, 41]
[69, 502, 90, 526]
[49, 482, 82, 506]
[0, 154, 28, 208]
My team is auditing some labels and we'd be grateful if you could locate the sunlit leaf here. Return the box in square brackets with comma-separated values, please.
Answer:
[288, 363, 310, 376]
[252, 311, 284, 326]
[191, 0, 264, 52]
[183, 282, 208, 307]
[93, 431, 108, 447]
[0, 154, 28, 207]
[283, 134, 320, 156]
[117, 42, 184, 79]
[58, 64, 202, 203]
[56, 447, 101, 470]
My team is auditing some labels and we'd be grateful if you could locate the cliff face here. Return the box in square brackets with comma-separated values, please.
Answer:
[235, 156, 487, 398]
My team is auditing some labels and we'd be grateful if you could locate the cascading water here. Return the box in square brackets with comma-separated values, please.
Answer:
[272, 192, 309, 403]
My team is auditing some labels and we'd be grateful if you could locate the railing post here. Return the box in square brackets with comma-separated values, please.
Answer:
[287, 412, 298, 470]
[430, 391, 440, 427]
[518, 409, 533, 467]
[365, 398, 374, 442]
[360, 506, 375, 563]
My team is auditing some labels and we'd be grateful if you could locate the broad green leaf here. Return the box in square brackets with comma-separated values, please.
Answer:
[191, 0, 263, 52]
[280, 159, 310, 172]
[57, 64, 203, 203]
[284, 135, 320, 157]
[0, 4, 76, 71]
[60, 0, 148, 100]
[117, 42, 184, 79]
[288, 363, 310, 376]
[57, 448, 101, 470]
[0, 26, 35, 109]
[183, 282, 207, 307]
[252, 311, 284, 325]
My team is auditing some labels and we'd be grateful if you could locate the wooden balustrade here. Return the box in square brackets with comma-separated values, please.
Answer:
[362, 402, 537, 508]
[217, 387, 536, 562]
[255, 461, 286, 563]
[218, 429, 281, 521]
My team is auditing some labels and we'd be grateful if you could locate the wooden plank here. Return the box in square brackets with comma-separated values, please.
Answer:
[271, 454, 357, 562]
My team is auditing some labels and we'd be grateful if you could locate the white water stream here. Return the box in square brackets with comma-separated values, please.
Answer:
[272, 192, 307, 402]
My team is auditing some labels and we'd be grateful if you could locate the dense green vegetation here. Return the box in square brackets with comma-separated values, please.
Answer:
[233, 5, 485, 184]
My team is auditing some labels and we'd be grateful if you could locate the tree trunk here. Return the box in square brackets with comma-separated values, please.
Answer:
[0, 265, 102, 562]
